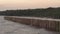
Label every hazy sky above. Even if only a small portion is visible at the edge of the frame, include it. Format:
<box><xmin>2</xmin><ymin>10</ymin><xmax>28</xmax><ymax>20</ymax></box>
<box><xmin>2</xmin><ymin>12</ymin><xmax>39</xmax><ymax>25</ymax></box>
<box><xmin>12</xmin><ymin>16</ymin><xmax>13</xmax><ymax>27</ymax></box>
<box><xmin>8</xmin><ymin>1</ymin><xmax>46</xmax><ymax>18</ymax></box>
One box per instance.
<box><xmin>0</xmin><ymin>0</ymin><xmax>60</xmax><ymax>10</ymax></box>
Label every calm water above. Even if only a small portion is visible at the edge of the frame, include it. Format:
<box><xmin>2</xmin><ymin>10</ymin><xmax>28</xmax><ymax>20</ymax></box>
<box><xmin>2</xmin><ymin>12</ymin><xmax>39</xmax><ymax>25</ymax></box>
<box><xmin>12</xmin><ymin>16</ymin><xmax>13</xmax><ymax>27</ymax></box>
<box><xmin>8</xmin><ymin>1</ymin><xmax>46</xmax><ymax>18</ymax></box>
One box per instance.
<box><xmin>0</xmin><ymin>16</ymin><xmax>60</xmax><ymax>34</ymax></box>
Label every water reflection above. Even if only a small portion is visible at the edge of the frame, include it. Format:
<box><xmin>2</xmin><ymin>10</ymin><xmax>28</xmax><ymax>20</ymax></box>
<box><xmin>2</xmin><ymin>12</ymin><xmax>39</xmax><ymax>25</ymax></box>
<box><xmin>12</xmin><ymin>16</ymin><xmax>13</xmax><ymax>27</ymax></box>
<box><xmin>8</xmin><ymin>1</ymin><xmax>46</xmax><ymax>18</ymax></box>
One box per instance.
<box><xmin>0</xmin><ymin>16</ymin><xmax>60</xmax><ymax>34</ymax></box>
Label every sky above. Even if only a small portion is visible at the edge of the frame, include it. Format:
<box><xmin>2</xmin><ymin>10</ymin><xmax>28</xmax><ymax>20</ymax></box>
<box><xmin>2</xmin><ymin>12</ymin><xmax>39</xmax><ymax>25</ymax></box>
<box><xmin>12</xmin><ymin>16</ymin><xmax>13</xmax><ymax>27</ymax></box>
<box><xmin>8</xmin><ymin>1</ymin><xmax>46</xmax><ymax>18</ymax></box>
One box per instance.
<box><xmin>0</xmin><ymin>0</ymin><xmax>60</xmax><ymax>10</ymax></box>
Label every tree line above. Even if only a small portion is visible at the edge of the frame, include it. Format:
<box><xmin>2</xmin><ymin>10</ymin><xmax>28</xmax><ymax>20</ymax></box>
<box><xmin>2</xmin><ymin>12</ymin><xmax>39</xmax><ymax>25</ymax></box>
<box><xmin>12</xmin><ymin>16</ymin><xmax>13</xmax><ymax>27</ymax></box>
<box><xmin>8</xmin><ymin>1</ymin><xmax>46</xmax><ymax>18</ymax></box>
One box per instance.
<box><xmin>0</xmin><ymin>7</ymin><xmax>60</xmax><ymax>19</ymax></box>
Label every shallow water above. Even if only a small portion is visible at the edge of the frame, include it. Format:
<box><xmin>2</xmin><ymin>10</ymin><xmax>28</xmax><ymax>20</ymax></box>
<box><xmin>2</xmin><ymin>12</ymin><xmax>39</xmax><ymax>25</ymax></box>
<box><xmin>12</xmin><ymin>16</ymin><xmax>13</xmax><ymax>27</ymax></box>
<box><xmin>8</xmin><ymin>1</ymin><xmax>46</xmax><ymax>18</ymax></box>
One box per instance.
<box><xmin>0</xmin><ymin>16</ymin><xmax>60</xmax><ymax>34</ymax></box>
